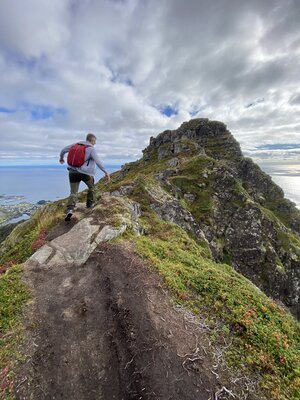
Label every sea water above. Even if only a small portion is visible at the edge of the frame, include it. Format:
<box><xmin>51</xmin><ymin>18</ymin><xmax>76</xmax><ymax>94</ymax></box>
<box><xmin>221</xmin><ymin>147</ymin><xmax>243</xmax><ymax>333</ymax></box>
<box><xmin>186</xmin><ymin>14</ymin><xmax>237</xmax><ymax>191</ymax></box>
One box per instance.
<box><xmin>0</xmin><ymin>165</ymin><xmax>121</xmax><ymax>205</ymax></box>
<box><xmin>257</xmin><ymin>162</ymin><xmax>300</xmax><ymax>210</ymax></box>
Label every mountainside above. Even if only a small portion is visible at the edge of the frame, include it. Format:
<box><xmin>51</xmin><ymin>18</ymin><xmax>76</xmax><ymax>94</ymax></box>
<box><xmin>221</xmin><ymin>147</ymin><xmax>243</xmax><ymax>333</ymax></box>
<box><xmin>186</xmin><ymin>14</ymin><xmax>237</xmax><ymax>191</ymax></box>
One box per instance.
<box><xmin>0</xmin><ymin>118</ymin><xmax>300</xmax><ymax>400</ymax></box>
<box><xmin>128</xmin><ymin>118</ymin><xmax>300</xmax><ymax>318</ymax></box>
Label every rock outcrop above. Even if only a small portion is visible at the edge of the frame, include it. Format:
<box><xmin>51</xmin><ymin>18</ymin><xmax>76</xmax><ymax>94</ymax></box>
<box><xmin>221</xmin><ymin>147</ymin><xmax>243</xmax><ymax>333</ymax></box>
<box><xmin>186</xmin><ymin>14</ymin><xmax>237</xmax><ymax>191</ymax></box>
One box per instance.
<box><xmin>143</xmin><ymin>118</ymin><xmax>242</xmax><ymax>162</ymax></box>
<box><xmin>26</xmin><ymin>197</ymin><xmax>141</xmax><ymax>269</ymax></box>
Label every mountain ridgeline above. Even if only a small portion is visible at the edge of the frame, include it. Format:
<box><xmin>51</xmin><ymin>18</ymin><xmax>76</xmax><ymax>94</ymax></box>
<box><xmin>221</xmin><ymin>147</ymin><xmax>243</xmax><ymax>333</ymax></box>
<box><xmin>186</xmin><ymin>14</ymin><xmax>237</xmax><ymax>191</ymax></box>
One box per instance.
<box><xmin>133</xmin><ymin>118</ymin><xmax>299</xmax><ymax>319</ymax></box>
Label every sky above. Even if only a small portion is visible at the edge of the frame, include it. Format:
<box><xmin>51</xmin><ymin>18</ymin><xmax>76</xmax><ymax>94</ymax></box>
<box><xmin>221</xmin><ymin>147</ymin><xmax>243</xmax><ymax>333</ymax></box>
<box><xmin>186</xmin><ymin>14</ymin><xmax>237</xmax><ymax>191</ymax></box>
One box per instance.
<box><xmin>0</xmin><ymin>0</ymin><xmax>300</xmax><ymax>167</ymax></box>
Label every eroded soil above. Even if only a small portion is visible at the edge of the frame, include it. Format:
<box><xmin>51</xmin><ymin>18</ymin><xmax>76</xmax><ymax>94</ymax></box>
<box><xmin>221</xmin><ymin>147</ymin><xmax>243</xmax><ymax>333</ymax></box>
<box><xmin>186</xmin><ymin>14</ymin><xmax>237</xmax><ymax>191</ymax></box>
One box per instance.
<box><xmin>15</xmin><ymin>241</ymin><xmax>221</xmax><ymax>400</ymax></box>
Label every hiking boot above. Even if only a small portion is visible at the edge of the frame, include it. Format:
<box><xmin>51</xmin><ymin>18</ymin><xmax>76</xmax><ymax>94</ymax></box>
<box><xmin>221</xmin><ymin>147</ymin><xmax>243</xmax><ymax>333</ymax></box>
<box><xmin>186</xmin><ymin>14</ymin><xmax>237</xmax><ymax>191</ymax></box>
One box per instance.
<box><xmin>86</xmin><ymin>203</ymin><xmax>94</xmax><ymax>209</ymax></box>
<box><xmin>65</xmin><ymin>208</ymin><xmax>74</xmax><ymax>221</ymax></box>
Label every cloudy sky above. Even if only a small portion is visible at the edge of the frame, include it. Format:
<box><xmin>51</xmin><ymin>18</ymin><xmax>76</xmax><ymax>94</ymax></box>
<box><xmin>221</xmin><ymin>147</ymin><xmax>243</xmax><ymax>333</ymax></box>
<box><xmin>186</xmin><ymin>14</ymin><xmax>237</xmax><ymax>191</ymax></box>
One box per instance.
<box><xmin>0</xmin><ymin>0</ymin><xmax>300</xmax><ymax>167</ymax></box>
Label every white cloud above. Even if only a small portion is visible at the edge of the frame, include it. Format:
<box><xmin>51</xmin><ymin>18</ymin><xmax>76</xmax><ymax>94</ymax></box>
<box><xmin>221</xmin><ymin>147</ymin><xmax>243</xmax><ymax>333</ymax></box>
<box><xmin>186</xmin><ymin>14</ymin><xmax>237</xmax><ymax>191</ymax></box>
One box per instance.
<box><xmin>0</xmin><ymin>0</ymin><xmax>70</xmax><ymax>58</ymax></box>
<box><xmin>0</xmin><ymin>0</ymin><xmax>300</xmax><ymax>165</ymax></box>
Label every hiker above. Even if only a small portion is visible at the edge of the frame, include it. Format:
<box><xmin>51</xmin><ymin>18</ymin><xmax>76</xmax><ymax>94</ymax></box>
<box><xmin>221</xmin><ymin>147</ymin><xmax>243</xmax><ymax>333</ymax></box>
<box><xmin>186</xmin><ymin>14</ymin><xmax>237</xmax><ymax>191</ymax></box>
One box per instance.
<box><xmin>59</xmin><ymin>133</ymin><xmax>110</xmax><ymax>220</ymax></box>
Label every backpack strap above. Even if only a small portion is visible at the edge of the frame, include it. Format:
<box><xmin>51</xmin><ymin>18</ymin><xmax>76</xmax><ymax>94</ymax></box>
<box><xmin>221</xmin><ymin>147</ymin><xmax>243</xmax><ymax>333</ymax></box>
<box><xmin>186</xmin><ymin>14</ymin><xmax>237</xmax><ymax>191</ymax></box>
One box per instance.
<box><xmin>84</xmin><ymin>144</ymin><xmax>92</xmax><ymax>166</ymax></box>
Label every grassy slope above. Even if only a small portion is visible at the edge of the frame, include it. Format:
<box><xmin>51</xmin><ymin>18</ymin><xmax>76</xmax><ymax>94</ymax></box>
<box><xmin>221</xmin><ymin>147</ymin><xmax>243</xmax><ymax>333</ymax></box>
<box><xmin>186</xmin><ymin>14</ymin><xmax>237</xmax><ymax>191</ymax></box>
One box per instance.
<box><xmin>0</xmin><ymin>265</ymin><xmax>31</xmax><ymax>399</ymax></box>
<box><xmin>133</xmin><ymin>214</ymin><xmax>300</xmax><ymax>400</ymax></box>
<box><xmin>0</xmin><ymin>201</ymin><xmax>65</xmax><ymax>267</ymax></box>
<box><xmin>0</xmin><ymin>201</ymin><xmax>65</xmax><ymax>398</ymax></box>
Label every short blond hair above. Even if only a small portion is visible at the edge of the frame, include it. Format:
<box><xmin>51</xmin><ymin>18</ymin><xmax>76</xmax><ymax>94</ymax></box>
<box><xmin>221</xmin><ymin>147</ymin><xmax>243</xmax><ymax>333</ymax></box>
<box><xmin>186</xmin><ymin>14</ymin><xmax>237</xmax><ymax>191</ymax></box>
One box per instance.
<box><xmin>86</xmin><ymin>133</ymin><xmax>97</xmax><ymax>142</ymax></box>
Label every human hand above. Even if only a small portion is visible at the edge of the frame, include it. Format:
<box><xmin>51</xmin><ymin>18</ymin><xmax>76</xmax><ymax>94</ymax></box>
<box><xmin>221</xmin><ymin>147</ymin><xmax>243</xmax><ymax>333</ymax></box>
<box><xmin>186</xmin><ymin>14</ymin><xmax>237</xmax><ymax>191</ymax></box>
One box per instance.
<box><xmin>59</xmin><ymin>159</ymin><xmax>65</xmax><ymax>164</ymax></box>
<box><xmin>105</xmin><ymin>172</ymin><xmax>111</xmax><ymax>182</ymax></box>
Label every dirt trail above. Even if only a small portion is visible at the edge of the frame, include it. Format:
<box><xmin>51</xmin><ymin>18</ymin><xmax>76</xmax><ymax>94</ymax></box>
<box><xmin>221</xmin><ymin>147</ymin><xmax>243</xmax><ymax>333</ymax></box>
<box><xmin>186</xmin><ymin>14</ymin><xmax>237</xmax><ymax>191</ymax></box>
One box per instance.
<box><xmin>14</xmin><ymin>237</ymin><xmax>223</xmax><ymax>400</ymax></box>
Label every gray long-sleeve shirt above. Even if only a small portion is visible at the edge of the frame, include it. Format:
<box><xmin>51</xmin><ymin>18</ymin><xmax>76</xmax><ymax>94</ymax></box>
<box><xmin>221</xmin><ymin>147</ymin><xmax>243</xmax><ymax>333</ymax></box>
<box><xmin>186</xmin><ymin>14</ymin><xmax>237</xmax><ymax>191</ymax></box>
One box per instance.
<box><xmin>60</xmin><ymin>141</ymin><xmax>107</xmax><ymax>177</ymax></box>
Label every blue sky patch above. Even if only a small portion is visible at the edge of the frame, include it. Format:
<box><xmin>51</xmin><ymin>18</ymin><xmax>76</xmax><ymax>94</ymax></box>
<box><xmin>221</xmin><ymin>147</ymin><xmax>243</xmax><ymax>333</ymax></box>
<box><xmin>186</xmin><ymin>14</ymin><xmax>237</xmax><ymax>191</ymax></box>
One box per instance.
<box><xmin>0</xmin><ymin>103</ymin><xmax>66</xmax><ymax>120</ymax></box>
<box><xmin>256</xmin><ymin>144</ymin><xmax>300</xmax><ymax>150</ymax></box>
<box><xmin>0</xmin><ymin>106</ymin><xmax>16</xmax><ymax>113</ymax></box>
<box><xmin>29</xmin><ymin>105</ymin><xmax>66</xmax><ymax>120</ymax></box>
<box><xmin>160</xmin><ymin>105</ymin><xmax>178</xmax><ymax>117</ymax></box>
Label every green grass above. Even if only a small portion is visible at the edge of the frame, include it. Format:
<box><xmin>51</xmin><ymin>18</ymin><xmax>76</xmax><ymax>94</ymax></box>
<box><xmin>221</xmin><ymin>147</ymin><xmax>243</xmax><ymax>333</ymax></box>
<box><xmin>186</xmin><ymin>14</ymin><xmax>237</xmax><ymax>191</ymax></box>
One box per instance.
<box><xmin>132</xmin><ymin>214</ymin><xmax>300</xmax><ymax>400</ymax></box>
<box><xmin>0</xmin><ymin>200</ymin><xmax>64</xmax><ymax>398</ymax></box>
<box><xmin>255</xmin><ymin>185</ymin><xmax>300</xmax><ymax>233</ymax></box>
<box><xmin>272</xmin><ymin>201</ymin><xmax>300</xmax><ymax>229</ymax></box>
<box><xmin>170</xmin><ymin>175</ymin><xmax>213</xmax><ymax>220</ymax></box>
<box><xmin>257</xmin><ymin>205</ymin><xmax>300</xmax><ymax>257</ymax></box>
<box><xmin>0</xmin><ymin>264</ymin><xmax>31</xmax><ymax>399</ymax></box>
<box><xmin>0</xmin><ymin>201</ymin><xmax>65</xmax><ymax>267</ymax></box>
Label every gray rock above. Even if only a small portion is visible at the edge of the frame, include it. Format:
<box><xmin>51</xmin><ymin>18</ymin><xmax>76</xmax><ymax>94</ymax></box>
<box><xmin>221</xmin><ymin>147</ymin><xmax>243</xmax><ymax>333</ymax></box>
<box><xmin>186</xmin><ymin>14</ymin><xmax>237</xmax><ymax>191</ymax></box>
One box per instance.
<box><xmin>184</xmin><ymin>193</ymin><xmax>196</xmax><ymax>203</ymax></box>
<box><xmin>27</xmin><ymin>244</ymin><xmax>54</xmax><ymax>265</ymax></box>
<box><xmin>167</xmin><ymin>158</ymin><xmax>179</xmax><ymax>168</ymax></box>
<box><xmin>95</xmin><ymin>224</ymin><xmax>127</xmax><ymax>243</ymax></box>
<box><xmin>174</xmin><ymin>140</ymin><xmax>198</xmax><ymax>154</ymax></box>
<box><xmin>111</xmin><ymin>185</ymin><xmax>134</xmax><ymax>197</ymax></box>
<box><xmin>119</xmin><ymin>164</ymin><xmax>131</xmax><ymax>178</ymax></box>
<box><xmin>120</xmin><ymin>185</ymin><xmax>134</xmax><ymax>196</ymax></box>
<box><xmin>158</xmin><ymin>145</ymin><xmax>173</xmax><ymax>160</ymax></box>
<box><xmin>145</xmin><ymin>182</ymin><xmax>207</xmax><ymax>244</ymax></box>
<box><xmin>155</xmin><ymin>169</ymin><xmax>178</xmax><ymax>181</ymax></box>
<box><xmin>25</xmin><ymin>197</ymin><xmax>143</xmax><ymax>268</ymax></box>
<box><xmin>111</xmin><ymin>190</ymin><xmax>121</xmax><ymax>197</ymax></box>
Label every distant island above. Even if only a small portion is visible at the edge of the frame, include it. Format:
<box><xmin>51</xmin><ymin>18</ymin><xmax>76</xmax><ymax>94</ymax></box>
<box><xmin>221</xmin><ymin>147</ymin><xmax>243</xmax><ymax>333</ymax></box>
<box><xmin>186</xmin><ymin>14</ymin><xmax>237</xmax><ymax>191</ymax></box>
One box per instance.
<box><xmin>0</xmin><ymin>195</ymin><xmax>50</xmax><ymax>226</ymax></box>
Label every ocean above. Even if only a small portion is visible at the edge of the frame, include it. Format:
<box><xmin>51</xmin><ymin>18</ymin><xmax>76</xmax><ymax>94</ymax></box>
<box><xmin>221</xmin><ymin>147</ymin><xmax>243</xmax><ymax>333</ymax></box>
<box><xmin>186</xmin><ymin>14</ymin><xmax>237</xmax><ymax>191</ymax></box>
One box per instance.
<box><xmin>268</xmin><ymin>175</ymin><xmax>300</xmax><ymax>209</ymax></box>
<box><xmin>0</xmin><ymin>163</ymin><xmax>299</xmax><ymax>210</ymax></box>
<box><xmin>257</xmin><ymin>162</ymin><xmax>300</xmax><ymax>210</ymax></box>
<box><xmin>0</xmin><ymin>165</ymin><xmax>121</xmax><ymax>205</ymax></box>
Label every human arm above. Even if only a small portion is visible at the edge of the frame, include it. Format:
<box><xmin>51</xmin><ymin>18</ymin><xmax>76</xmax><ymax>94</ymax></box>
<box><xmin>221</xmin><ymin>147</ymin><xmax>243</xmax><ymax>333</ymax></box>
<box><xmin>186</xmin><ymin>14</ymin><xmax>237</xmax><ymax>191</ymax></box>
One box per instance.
<box><xmin>104</xmin><ymin>172</ymin><xmax>111</xmax><ymax>182</ymax></box>
<box><xmin>90</xmin><ymin>148</ymin><xmax>110</xmax><ymax>182</ymax></box>
<box><xmin>59</xmin><ymin>144</ymin><xmax>72</xmax><ymax>164</ymax></box>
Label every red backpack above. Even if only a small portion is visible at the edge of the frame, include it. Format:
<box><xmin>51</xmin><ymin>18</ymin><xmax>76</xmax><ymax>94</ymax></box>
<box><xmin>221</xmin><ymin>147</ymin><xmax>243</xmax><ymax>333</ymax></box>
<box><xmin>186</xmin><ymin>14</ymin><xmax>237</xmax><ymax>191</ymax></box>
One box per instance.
<box><xmin>67</xmin><ymin>143</ymin><xmax>91</xmax><ymax>167</ymax></box>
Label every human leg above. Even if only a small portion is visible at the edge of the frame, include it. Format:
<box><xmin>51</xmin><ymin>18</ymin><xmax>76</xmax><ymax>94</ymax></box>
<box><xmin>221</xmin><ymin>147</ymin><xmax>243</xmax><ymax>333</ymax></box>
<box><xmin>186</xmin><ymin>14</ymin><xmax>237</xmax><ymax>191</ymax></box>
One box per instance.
<box><xmin>67</xmin><ymin>171</ymin><xmax>81</xmax><ymax>209</ymax></box>
<box><xmin>82</xmin><ymin>175</ymin><xmax>95</xmax><ymax>207</ymax></box>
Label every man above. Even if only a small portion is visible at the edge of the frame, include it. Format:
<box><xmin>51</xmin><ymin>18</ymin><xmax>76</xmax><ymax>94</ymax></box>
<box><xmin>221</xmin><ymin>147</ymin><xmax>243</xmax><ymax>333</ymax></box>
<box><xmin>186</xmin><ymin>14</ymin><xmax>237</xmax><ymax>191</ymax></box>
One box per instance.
<box><xmin>59</xmin><ymin>133</ymin><xmax>110</xmax><ymax>221</ymax></box>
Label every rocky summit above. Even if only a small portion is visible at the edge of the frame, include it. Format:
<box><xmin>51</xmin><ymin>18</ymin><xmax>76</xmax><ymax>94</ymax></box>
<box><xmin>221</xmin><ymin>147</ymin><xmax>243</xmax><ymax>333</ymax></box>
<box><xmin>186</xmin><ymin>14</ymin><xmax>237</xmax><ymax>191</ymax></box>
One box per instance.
<box><xmin>1</xmin><ymin>118</ymin><xmax>300</xmax><ymax>400</ymax></box>
<box><xmin>143</xmin><ymin>118</ymin><xmax>243</xmax><ymax>162</ymax></box>
<box><xmin>131</xmin><ymin>118</ymin><xmax>300</xmax><ymax>318</ymax></box>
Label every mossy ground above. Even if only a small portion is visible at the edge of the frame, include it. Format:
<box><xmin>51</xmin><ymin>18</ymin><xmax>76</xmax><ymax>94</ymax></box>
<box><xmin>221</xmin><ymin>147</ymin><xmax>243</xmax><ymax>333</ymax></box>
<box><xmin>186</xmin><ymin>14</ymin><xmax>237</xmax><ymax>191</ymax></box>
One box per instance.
<box><xmin>265</xmin><ymin>197</ymin><xmax>300</xmax><ymax>231</ymax></box>
<box><xmin>132</xmin><ymin>212</ymin><xmax>300</xmax><ymax>400</ymax></box>
<box><xmin>0</xmin><ymin>200</ymin><xmax>65</xmax><ymax>267</ymax></box>
<box><xmin>0</xmin><ymin>201</ymin><xmax>65</xmax><ymax>399</ymax></box>
<box><xmin>258</xmin><ymin>205</ymin><xmax>300</xmax><ymax>256</ymax></box>
<box><xmin>0</xmin><ymin>264</ymin><xmax>31</xmax><ymax>399</ymax></box>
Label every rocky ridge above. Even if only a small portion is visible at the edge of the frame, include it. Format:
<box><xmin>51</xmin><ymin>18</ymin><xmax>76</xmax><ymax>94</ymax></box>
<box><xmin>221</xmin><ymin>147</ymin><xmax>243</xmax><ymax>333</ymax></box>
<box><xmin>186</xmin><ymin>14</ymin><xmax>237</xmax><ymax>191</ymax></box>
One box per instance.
<box><xmin>117</xmin><ymin>118</ymin><xmax>300</xmax><ymax>319</ymax></box>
